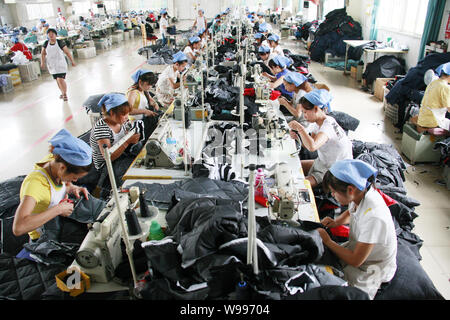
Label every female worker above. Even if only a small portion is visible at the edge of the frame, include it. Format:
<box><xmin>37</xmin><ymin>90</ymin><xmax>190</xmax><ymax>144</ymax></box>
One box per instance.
<box><xmin>8</xmin><ymin>36</ymin><xmax>32</xmax><ymax>60</ymax></box>
<box><xmin>183</xmin><ymin>36</ymin><xmax>201</xmax><ymax>65</ymax></box>
<box><xmin>415</xmin><ymin>62</ymin><xmax>450</xmax><ymax>133</ymax></box>
<box><xmin>193</xmin><ymin>9</ymin><xmax>207</xmax><ymax>33</ymax></box>
<box><xmin>264</xmin><ymin>55</ymin><xmax>293</xmax><ymax>99</ymax></box>
<box><xmin>258</xmin><ymin>45</ymin><xmax>275</xmax><ymax>72</ymax></box>
<box><xmin>90</xmin><ymin>93</ymin><xmax>140</xmax><ymax>172</ymax></box>
<box><xmin>13</xmin><ymin>128</ymin><xmax>92</xmax><ymax>242</ymax></box>
<box><xmin>254</xmin><ymin>33</ymin><xmax>270</xmax><ymax>49</ymax></box>
<box><xmin>267</xmin><ymin>34</ymin><xmax>284</xmax><ymax>56</ymax></box>
<box><xmin>40</xmin><ymin>28</ymin><xmax>76</xmax><ymax>101</ymax></box>
<box><xmin>288</xmin><ymin>89</ymin><xmax>353</xmax><ymax>187</ymax></box>
<box><xmin>127</xmin><ymin>69</ymin><xmax>160</xmax><ymax>138</ymax></box>
<box><xmin>155</xmin><ymin>51</ymin><xmax>188</xmax><ymax>109</ymax></box>
<box><xmin>159</xmin><ymin>9</ymin><xmax>169</xmax><ymax>46</ymax></box>
<box><xmin>319</xmin><ymin>159</ymin><xmax>397</xmax><ymax>300</ymax></box>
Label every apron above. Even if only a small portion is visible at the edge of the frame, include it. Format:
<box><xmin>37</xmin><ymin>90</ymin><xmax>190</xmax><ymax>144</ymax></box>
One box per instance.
<box><xmin>196</xmin><ymin>16</ymin><xmax>206</xmax><ymax>31</ymax></box>
<box><xmin>45</xmin><ymin>41</ymin><xmax>68</xmax><ymax>75</ymax></box>
<box><xmin>16</xmin><ymin>168</ymin><xmax>66</xmax><ymax>260</ymax></box>
<box><xmin>425</xmin><ymin>106</ymin><xmax>450</xmax><ymax>130</ymax></box>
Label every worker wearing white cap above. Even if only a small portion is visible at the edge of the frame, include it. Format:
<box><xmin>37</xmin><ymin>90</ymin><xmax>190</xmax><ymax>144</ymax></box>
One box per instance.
<box><xmin>155</xmin><ymin>51</ymin><xmax>188</xmax><ymax>108</ymax></box>
<box><xmin>319</xmin><ymin>159</ymin><xmax>397</xmax><ymax>300</ymax></box>
<box><xmin>13</xmin><ymin>129</ymin><xmax>92</xmax><ymax>242</ymax></box>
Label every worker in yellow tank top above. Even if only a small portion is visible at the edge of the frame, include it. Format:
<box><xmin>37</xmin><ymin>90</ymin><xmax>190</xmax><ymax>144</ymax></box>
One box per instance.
<box><xmin>416</xmin><ymin>62</ymin><xmax>450</xmax><ymax>132</ymax></box>
<box><xmin>14</xmin><ymin>129</ymin><xmax>92</xmax><ymax>247</ymax></box>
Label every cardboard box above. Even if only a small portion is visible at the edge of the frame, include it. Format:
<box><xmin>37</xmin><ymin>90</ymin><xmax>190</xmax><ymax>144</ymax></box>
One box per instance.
<box><xmin>350</xmin><ymin>66</ymin><xmax>357</xmax><ymax>79</ymax></box>
<box><xmin>374</xmin><ymin>78</ymin><xmax>394</xmax><ymax>101</ymax></box>
<box><xmin>18</xmin><ymin>63</ymin><xmax>38</xmax><ymax>82</ymax></box>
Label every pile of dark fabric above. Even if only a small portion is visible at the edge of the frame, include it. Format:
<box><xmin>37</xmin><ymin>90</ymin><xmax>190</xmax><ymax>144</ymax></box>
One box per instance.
<box><xmin>146</xmin><ymin>46</ymin><xmax>177</xmax><ymax>65</ymax></box>
<box><xmin>385</xmin><ymin>52</ymin><xmax>450</xmax><ymax>129</ymax></box>
<box><xmin>309</xmin><ymin>8</ymin><xmax>362</xmax><ymax>62</ymax></box>
<box><xmin>128</xmin><ymin>178</ymin><xmax>368</xmax><ymax>300</ymax></box>
<box><xmin>362</xmin><ymin>55</ymin><xmax>406</xmax><ymax>88</ymax></box>
<box><xmin>295</xmin><ymin>20</ymin><xmax>320</xmax><ymax>41</ymax></box>
<box><xmin>434</xmin><ymin>137</ymin><xmax>450</xmax><ymax>166</ymax></box>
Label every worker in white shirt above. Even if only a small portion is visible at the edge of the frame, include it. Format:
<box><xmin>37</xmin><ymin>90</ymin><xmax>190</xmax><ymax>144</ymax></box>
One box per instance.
<box><xmin>193</xmin><ymin>9</ymin><xmax>207</xmax><ymax>33</ymax></box>
<box><xmin>268</xmin><ymin>34</ymin><xmax>284</xmax><ymax>56</ymax></box>
<box><xmin>155</xmin><ymin>51</ymin><xmax>188</xmax><ymax>109</ymax></box>
<box><xmin>159</xmin><ymin>8</ymin><xmax>169</xmax><ymax>46</ymax></box>
<box><xmin>183</xmin><ymin>36</ymin><xmax>201</xmax><ymax>65</ymax></box>
<box><xmin>319</xmin><ymin>159</ymin><xmax>397</xmax><ymax>300</ymax></box>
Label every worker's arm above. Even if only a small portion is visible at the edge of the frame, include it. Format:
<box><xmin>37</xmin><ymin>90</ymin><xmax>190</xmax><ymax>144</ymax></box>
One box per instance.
<box><xmin>62</xmin><ymin>45</ymin><xmax>76</xmax><ymax>66</ymax></box>
<box><xmin>289</xmin><ymin>121</ymin><xmax>328</xmax><ymax>152</ymax></box>
<box><xmin>321</xmin><ymin>210</ymin><xmax>351</xmax><ymax>228</ymax></box>
<box><xmin>96</xmin><ymin>133</ymin><xmax>140</xmax><ymax>162</ymax></box>
<box><xmin>270</xmin><ymin>76</ymin><xmax>284</xmax><ymax>89</ymax></box>
<box><xmin>12</xmin><ymin>196</ymin><xmax>73</xmax><ymax>236</ymax></box>
<box><xmin>279</xmin><ymin>97</ymin><xmax>301</xmax><ymax>118</ymax></box>
<box><xmin>144</xmin><ymin>91</ymin><xmax>159</xmax><ymax>111</ymax></box>
<box><xmin>318</xmin><ymin>229</ymin><xmax>374</xmax><ymax>268</ymax></box>
<box><xmin>40</xmin><ymin>47</ymin><xmax>47</xmax><ymax>69</ymax></box>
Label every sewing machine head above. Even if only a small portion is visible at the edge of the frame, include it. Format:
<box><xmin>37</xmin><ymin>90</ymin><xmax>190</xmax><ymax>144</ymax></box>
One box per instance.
<box><xmin>144</xmin><ymin>118</ymin><xmax>178</xmax><ymax>168</ymax></box>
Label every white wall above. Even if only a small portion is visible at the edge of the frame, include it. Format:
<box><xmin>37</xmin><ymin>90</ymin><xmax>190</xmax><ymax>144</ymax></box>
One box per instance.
<box><xmin>0</xmin><ymin>0</ymin><xmax>13</xmax><ymax>26</ymax></box>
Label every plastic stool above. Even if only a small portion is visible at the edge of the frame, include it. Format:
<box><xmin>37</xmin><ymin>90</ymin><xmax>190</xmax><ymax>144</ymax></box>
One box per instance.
<box><xmin>401</xmin><ymin>123</ymin><xmax>442</xmax><ymax>164</ymax></box>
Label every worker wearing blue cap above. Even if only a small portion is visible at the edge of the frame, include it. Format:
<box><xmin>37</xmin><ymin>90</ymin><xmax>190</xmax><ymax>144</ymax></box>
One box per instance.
<box><xmin>159</xmin><ymin>9</ymin><xmax>169</xmax><ymax>46</ymax></box>
<box><xmin>193</xmin><ymin>8</ymin><xmax>207</xmax><ymax>33</ymax></box>
<box><xmin>183</xmin><ymin>36</ymin><xmax>201</xmax><ymax>65</ymax></box>
<box><xmin>254</xmin><ymin>33</ymin><xmax>270</xmax><ymax>49</ymax></box>
<box><xmin>415</xmin><ymin>62</ymin><xmax>450</xmax><ymax>132</ymax></box>
<box><xmin>258</xmin><ymin>45</ymin><xmax>275</xmax><ymax>69</ymax></box>
<box><xmin>13</xmin><ymin>129</ymin><xmax>92</xmax><ymax>242</ymax></box>
<box><xmin>90</xmin><ymin>93</ymin><xmax>140</xmax><ymax>173</ymax></box>
<box><xmin>268</xmin><ymin>34</ymin><xmax>284</xmax><ymax>56</ymax></box>
<box><xmin>263</xmin><ymin>55</ymin><xmax>294</xmax><ymax>99</ymax></box>
<box><xmin>127</xmin><ymin>69</ymin><xmax>159</xmax><ymax>138</ymax></box>
<box><xmin>155</xmin><ymin>51</ymin><xmax>188</xmax><ymax>108</ymax></box>
<box><xmin>288</xmin><ymin>89</ymin><xmax>353</xmax><ymax>187</ymax></box>
<box><xmin>319</xmin><ymin>159</ymin><xmax>398</xmax><ymax>299</ymax></box>
<box><xmin>278</xmin><ymin>72</ymin><xmax>310</xmax><ymax>121</ymax></box>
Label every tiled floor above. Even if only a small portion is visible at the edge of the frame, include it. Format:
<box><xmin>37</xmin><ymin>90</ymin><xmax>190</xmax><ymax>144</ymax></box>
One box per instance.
<box><xmin>0</xmin><ymin>21</ymin><xmax>448</xmax><ymax>299</ymax></box>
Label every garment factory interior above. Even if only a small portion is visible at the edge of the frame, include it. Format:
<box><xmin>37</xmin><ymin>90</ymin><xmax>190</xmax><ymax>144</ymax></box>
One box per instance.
<box><xmin>0</xmin><ymin>0</ymin><xmax>449</xmax><ymax>303</ymax></box>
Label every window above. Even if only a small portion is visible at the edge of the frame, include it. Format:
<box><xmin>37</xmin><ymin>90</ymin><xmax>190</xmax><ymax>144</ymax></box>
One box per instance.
<box><xmin>72</xmin><ymin>1</ymin><xmax>92</xmax><ymax>15</ymax></box>
<box><xmin>26</xmin><ymin>2</ymin><xmax>54</xmax><ymax>20</ymax></box>
<box><xmin>377</xmin><ymin>0</ymin><xmax>429</xmax><ymax>36</ymax></box>
<box><xmin>103</xmin><ymin>1</ymin><xmax>120</xmax><ymax>12</ymax></box>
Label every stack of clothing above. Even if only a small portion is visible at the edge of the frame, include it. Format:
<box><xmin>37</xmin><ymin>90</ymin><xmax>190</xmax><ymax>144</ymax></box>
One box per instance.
<box><xmin>309</xmin><ymin>8</ymin><xmax>362</xmax><ymax>62</ymax></box>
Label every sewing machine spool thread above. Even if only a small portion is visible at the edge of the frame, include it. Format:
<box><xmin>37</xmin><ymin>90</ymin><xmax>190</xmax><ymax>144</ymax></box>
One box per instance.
<box><xmin>125</xmin><ymin>208</ymin><xmax>142</xmax><ymax>236</ymax></box>
<box><xmin>139</xmin><ymin>191</ymin><xmax>150</xmax><ymax>217</ymax></box>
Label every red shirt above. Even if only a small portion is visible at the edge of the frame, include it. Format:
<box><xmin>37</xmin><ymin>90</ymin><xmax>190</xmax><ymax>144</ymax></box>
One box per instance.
<box><xmin>10</xmin><ymin>42</ymin><xmax>32</xmax><ymax>60</ymax></box>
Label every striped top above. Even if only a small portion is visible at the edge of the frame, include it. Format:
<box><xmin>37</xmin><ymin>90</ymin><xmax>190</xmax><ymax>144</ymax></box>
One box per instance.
<box><xmin>90</xmin><ymin>118</ymin><xmax>130</xmax><ymax>169</ymax></box>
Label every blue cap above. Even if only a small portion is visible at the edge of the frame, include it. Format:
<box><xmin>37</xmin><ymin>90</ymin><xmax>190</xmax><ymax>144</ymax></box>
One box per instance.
<box><xmin>329</xmin><ymin>159</ymin><xmax>378</xmax><ymax>191</ymax></box>
<box><xmin>131</xmin><ymin>69</ymin><xmax>152</xmax><ymax>83</ymax></box>
<box><xmin>259</xmin><ymin>23</ymin><xmax>268</xmax><ymax>32</ymax></box>
<box><xmin>436</xmin><ymin>62</ymin><xmax>450</xmax><ymax>76</ymax></box>
<box><xmin>160</xmin><ymin>9</ymin><xmax>167</xmax><ymax>14</ymax></box>
<box><xmin>254</xmin><ymin>33</ymin><xmax>263</xmax><ymax>39</ymax></box>
<box><xmin>303</xmin><ymin>89</ymin><xmax>332</xmax><ymax>110</ymax></box>
<box><xmin>43</xmin><ymin>23</ymin><xmax>49</xmax><ymax>27</ymax></box>
<box><xmin>268</xmin><ymin>34</ymin><xmax>280</xmax><ymax>42</ymax></box>
<box><xmin>11</xmin><ymin>36</ymin><xmax>18</xmax><ymax>43</ymax></box>
<box><xmin>32</xmin><ymin>27</ymin><xmax>37</xmax><ymax>32</ymax></box>
<box><xmin>40</xmin><ymin>19</ymin><xmax>46</xmax><ymax>23</ymax></box>
<box><xmin>258</xmin><ymin>45</ymin><xmax>271</xmax><ymax>53</ymax></box>
<box><xmin>284</xmin><ymin>72</ymin><xmax>308</xmax><ymax>86</ymax></box>
<box><xmin>272</xmin><ymin>55</ymin><xmax>290</xmax><ymax>68</ymax></box>
<box><xmin>197</xmin><ymin>28</ymin><xmax>205</xmax><ymax>36</ymax></box>
<box><xmin>172</xmin><ymin>51</ymin><xmax>187</xmax><ymax>63</ymax></box>
<box><xmin>189</xmin><ymin>36</ymin><xmax>201</xmax><ymax>43</ymax></box>
<box><xmin>98</xmin><ymin>93</ymin><xmax>128</xmax><ymax>112</ymax></box>
<box><xmin>257</xmin><ymin>12</ymin><xmax>264</xmax><ymax>16</ymax></box>
<box><xmin>198</xmin><ymin>9</ymin><xmax>204</xmax><ymax>14</ymax></box>
<box><xmin>50</xmin><ymin>129</ymin><xmax>92</xmax><ymax>166</ymax></box>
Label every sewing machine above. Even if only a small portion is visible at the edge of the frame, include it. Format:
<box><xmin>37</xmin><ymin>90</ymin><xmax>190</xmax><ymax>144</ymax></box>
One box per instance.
<box><xmin>69</xmin><ymin>191</ymin><xmax>150</xmax><ymax>284</ymax></box>
<box><xmin>144</xmin><ymin>117</ymin><xmax>179</xmax><ymax>168</ymax></box>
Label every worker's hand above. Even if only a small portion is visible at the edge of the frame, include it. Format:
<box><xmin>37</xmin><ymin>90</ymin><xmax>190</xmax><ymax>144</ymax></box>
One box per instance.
<box><xmin>72</xmin><ymin>186</ymin><xmax>89</xmax><ymax>200</ymax></box>
<box><xmin>71</xmin><ymin>61</ymin><xmax>76</xmax><ymax>67</ymax></box>
<box><xmin>279</xmin><ymin>96</ymin><xmax>288</xmax><ymax>106</ymax></box>
<box><xmin>262</xmin><ymin>72</ymin><xmax>270</xmax><ymax>78</ymax></box>
<box><xmin>127</xmin><ymin>133</ymin><xmax>141</xmax><ymax>145</ymax></box>
<box><xmin>321</xmin><ymin>217</ymin><xmax>338</xmax><ymax>229</ymax></box>
<box><xmin>145</xmin><ymin>109</ymin><xmax>157</xmax><ymax>117</ymax></box>
<box><xmin>57</xmin><ymin>200</ymin><xmax>74</xmax><ymax>217</ymax></box>
<box><xmin>317</xmin><ymin>228</ymin><xmax>332</xmax><ymax>246</ymax></box>
<box><xmin>288</xmin><ymin>120</ymin><xmax>303</xmax><ymax>133</ymax></box>
<box><xmin>40</xmin><ymin>62</ymin><xmax>45</xmax><ymax>70</ymax></box>
<box><xmin>289</xmin><ymin>129</ymin><xmax>299</xmax><ymax>140</ymax></box>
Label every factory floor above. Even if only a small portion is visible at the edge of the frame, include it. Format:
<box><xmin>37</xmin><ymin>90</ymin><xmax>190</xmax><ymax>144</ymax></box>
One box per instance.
<box><xmin>0</xmin><ymin>21</ymin><xmax>448</xmax><ymax>299</ymax></box>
